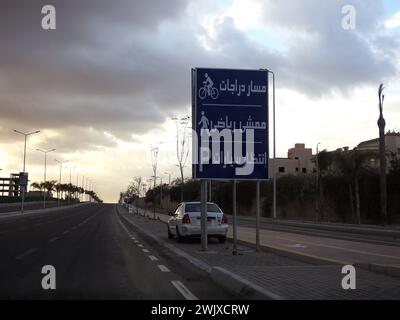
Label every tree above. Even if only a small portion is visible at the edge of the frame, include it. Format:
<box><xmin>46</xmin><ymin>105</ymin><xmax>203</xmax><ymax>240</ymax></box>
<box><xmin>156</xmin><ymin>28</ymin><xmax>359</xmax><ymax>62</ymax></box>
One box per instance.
<box><xmin>173</xmin><ymin>116</ymin><xmax>190</xmax><ymax>202</ymax></box>
<box><xmin>377</xmin><ymin>84</ymin><xmax>387</xmax><ymax>225</ymax></box>
<box><xmin>334</xmin><ymin>148</ymin><xmax>378</xmax><ymax>224</ymax></box>
<box><xmin>43</xmin><ymin>180</ymin><xmax>56</xmax><ymax>196</ymax></box>
<box><xmin>30</xmin><ymin>182</ymin><xmax>42</xmax><ymax>192</ymax></box>
<box><xmin>315</xmin><ymin>149</ymin><xmax>333</xmax><ymax>221</ymax></box>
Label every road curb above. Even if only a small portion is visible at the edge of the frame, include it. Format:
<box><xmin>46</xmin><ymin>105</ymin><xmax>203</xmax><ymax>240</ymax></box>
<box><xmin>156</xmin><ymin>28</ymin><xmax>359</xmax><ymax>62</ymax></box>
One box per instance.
<box><xmin>0</xmin><ymin>202</ymin><xmax>93</xmax><ymax>219</ymax></box>
<box><xmin>116</xmin><ymin>205</ymin><xmax>280</xmax><ymax>300</ymax></box>
<box><xmin>210</xmin><ymin>266</ymin><xmax>283</xmax><ymax>300</ymax></box>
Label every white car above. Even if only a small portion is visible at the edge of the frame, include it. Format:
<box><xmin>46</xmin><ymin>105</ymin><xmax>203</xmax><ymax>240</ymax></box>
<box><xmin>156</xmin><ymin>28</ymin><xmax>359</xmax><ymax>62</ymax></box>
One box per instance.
<box><xmin>167</xmin><ymin>202</ymin><xmax>228</xmax><ymax>243</ymax></box>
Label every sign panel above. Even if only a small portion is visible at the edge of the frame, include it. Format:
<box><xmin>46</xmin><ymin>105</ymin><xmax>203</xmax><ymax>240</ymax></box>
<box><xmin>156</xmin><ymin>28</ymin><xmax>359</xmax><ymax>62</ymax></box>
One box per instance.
<box><xmin>192</xmin><ymin>68</ymin><xmax>269</xmax><ymax>180</ymax></box>
<box><xmin>19</xmin><ymin>172</ymin><xmax>28</xmax><ymax>187</ymax></box>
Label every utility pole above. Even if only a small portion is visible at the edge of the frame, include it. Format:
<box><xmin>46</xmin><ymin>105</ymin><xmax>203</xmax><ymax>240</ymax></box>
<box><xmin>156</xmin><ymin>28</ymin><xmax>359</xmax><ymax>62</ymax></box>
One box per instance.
<box><xmin>13</xmin><ymin>129</ymin><xmax>40</xmax><ymax>213</ymax></box>
<box><xmin>36</xmin><ymin>148</ymin><xmax>56</xmax><ymax>209</ymax></box>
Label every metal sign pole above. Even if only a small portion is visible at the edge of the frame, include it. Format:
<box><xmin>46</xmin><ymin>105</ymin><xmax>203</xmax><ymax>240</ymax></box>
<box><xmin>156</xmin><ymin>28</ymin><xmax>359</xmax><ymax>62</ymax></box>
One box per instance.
<box><xmin>256</xmin><ymin>180</ymin><xmax>260</xmax><ymax>251</ymax></box>
<box><xmin>232</xmin><ymin>180</ymin><xmax>237</xmax><ymax>255</ymax></box>
<box><xmin>271</xmin><ymin>71</ymin><xmax>277</xmax><ymax>219</ymax></box>
<box><xmin>201</xmin><ymin>180</ymin><xmax>208</xmax><ymax>251</ymax></box>
<box><xmin>208</xmin><ymin>180</ymin><xmax>212</xmax><ymax>201</ymax></box>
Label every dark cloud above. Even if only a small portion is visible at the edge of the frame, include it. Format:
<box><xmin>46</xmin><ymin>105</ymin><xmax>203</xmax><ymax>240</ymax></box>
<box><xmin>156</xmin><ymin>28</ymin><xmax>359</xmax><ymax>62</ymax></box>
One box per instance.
<box><xmin>258</xmin><ymin>0</ymin><xmax>399</xmax><ymax>96</ymax></box>
<box><xmin>0</xmin><ymin>0</ymin><xmax>398</xmax><ymax>154</ymax></box>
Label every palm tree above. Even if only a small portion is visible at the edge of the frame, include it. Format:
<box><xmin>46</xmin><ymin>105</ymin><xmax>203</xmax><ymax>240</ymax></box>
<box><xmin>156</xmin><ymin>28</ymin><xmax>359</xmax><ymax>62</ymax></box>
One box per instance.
<box><xmin>30</xmin><ymin>182</ymin><xmax>42</xmax><ymax>192</ymax></box>
<box><xmin>54</xmin><ymin>183</ymin><xmax>62</xmax><ymax>201</ymax></box>
<box><xmin>377</xmin><ymin>83</ymin><xmax>387</xmax><ymax>225</ymax></box>
<box><xmin>43</xmin><ymin>180</ymin><xmax>57</xmax><ymax>197</ymax></box>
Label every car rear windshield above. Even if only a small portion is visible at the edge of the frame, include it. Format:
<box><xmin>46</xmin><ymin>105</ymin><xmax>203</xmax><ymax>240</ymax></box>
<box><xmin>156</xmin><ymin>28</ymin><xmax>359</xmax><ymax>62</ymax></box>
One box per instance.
<box><xmin>185</xmin><ymin>203</ymin><xmax>222</xmax><ymax>213</ymax></box>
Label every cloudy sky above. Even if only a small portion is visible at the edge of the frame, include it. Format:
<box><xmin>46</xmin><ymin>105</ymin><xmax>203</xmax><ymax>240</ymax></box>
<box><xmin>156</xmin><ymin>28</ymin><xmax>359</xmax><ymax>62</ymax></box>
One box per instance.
<box><xmin>1</xmin><ymin>0</ymin><xmax>400</xmax><ymax>202</ymax></box>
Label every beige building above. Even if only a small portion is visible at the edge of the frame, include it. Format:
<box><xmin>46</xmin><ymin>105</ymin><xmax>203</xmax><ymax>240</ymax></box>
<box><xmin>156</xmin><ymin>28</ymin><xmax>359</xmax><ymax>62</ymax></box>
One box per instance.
<box><xmin>357</xmin><ymin>131</ymin><xmax>400</xmax><ymax>154</ymax></box>
<box><xmin>356</xmin><ymin>131</ymin><xmax>400</xmax><ymax>172</ymax></box>
<box><xmin>269</xmin><ymin>143</ymin><xmax>316</xmax><ymax>177</ymax></box>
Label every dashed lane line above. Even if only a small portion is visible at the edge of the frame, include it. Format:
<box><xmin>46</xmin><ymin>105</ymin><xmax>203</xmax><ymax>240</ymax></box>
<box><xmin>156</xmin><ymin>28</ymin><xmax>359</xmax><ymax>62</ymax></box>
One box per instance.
<box><xmin>142</xmin><ymin>249</ymin><xmax>150</xmax><ymax>253</ymax></box>
<box><xmin>157</xmin><ymin>265</ymin><xmax>170</xmax><ymax>272</ymax></box>
<box><xmin>171</xmin><ymin>280</ymin><xmax>198</xmax><ymax>300</ymax></box>
<box><xmin>15</xmin><ymin>248</ymin><xmax>38</xmax><ymax>260</ymax></box>
<box><xmin>48</xmin><ymin>237</ymin><xmax>59</xmax><ymax>243</ymax></box>
<box><xmin>149</xmin><ymin>255</ymin><xmax>158</xmax><ymax>261</ymax></box>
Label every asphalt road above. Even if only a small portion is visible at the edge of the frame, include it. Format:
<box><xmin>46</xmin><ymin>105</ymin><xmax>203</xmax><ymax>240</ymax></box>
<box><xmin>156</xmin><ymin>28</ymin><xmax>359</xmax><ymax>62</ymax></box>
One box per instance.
<box><xmin>0</xmin><ymin>203</ymin><xmax>235</xmax><ymax>299</ymax></box>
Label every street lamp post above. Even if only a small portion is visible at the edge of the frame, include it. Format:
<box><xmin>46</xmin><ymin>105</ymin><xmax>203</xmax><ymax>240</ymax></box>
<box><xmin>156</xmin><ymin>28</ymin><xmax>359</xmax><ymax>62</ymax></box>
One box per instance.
<box><xmin>81</xmin><ymin>174</ymin><xmax>85</xmax><ymax>202</ymax></box>
<box><xmin>13</xmin><ymin>129</ymin><xmax>40</xmax><ymax>213</ymax></box>
<box><xmin>263</xmin><ymin>70</ymin><xmax>276</xmax><ymax>219</ymax></box>
<box><xmin>54</xmin><ymin>159</ymin><xmax>69</xmax><ymax>206</ymax></box>
<box><xmin>74</xmin><ymin>166</ymin><xmax>78</xmax><ymax>202</ymax></box>
<box><xmin>315</xmin><ymin>142</ymin><xmax>321</xmax><ymax>222</ymax></box>
<box><xmin>37</xmin><ymin>148</ymin><xmax>56</xmax><ymax>209</ymax></box>
<box><xmin>67</xmin><ymin>165</ymin><xmax>72</xmax><ymax>204</ymax></box>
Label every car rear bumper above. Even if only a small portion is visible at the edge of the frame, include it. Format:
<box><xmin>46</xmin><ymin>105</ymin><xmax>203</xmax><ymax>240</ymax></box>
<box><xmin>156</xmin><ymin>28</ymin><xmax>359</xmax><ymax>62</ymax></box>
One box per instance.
<box><xmin>179</xmin><ymin>224</ymin><xmax>228</xmax><ymax>237</ymax></box>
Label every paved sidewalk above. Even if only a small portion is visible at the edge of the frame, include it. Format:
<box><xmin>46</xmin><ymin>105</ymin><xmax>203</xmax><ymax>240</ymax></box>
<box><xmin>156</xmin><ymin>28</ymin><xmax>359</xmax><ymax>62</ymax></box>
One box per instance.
<box><xmin>119</xmin><ymin>206</ymin><xmax>400</xmax><ymax>300</ymax></box>
<box><xmin>135</xmin><ymin>206</ymin><xmax>400</xmax><ymax>266</ymax></box>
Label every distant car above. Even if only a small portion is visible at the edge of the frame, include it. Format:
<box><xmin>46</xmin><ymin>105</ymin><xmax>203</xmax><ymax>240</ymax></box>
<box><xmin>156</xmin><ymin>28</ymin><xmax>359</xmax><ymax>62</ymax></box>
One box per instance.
<box><xmin>167</xmin><ymin>202</ymin><xmax>228</xmax><ymax>243</ymax></box>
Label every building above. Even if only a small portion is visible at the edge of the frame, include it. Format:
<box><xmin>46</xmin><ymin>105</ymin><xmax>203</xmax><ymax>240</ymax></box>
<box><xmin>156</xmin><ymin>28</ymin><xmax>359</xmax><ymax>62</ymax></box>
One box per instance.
<box><xmin>357</xmin><ymin>131</ymin><xmax>400</xmax><ymax>154</ymax></box>
<box><xmin>356</xmin><ymin>131</ymin><xmax>400</xmax><ymax>172</ymax></box>
<box><xmin>269</xmin><ymin>143</ymin><xmax>316</xmax><ymax>177</ymax></box>
<box><xmin>0</xmin><ymin>173</ymin><xmax>21</xmax><ymax>197</ymax></box>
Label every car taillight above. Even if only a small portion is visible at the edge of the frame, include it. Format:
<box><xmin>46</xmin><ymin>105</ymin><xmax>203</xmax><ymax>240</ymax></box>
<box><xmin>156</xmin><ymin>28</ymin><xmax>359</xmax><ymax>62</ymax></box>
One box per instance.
<box><xmin>182</xmin><ymin>214</ymin><xmax>191</xmax><ymax>224</ymax></box>
<box><xmin>222</xmin><ymin>215</ymin><xmax>228</xmax><ymax>224</ymax></box>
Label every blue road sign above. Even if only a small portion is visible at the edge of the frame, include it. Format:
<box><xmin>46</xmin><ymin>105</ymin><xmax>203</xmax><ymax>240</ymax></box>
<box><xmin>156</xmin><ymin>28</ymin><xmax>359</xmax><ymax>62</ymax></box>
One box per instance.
<box><xmin>192</xmin><ymin>68</ymin><xmax>269</xmax><ymax>180</ymax></box>
<box><xmin>19</xmin><ymin>172</ymin><xmax>28</xmax><ymax>187</ymax></box>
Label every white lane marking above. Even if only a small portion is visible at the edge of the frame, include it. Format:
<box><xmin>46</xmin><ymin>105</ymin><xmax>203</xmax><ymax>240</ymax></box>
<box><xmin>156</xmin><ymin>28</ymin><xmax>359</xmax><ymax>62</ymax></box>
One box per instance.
<box><xmin>149</xmin><ymin>255</ymin><xmax>158</xmax><ymax>261</ymax></box>
<box><xmin>63</xmin><ymin>230</ymin><xmax>70</xmax><ymax>235</ymax></box>
<box><xmin>134</xmin><ymin>240</ymin><xmax>139</xmax><ymax>243</ymax></box>
<box><xmin>142</xmin><ymin>249</ymin><xmax>149</xmax><ymax>253</ymax></box>
<box><xmin>15</xmin><ymin>248</ymin><xmax>38</xmax><ymax>260</ymax></box>
<box><xmin>72</xmin><ymin>226</ymin><xmax>77</xmax><ymax>230</ymax></box>
<box><xmin>137</xmin><ymin>244</ymin><xmax>144</xmax><ymax>248</ymax></box>
<box><xmin>157</xmin><ymin>265</ymin><xmax>170</xmax><ymax>272</ymax></box>
<box><xmin>130</xmin><ymin>237</ymin><xmax>136</xmax><ymax>240</ymax></box>
<box><xmin>171</xmin><ymin>281</ymin><xmax>198</xmax><ymax>300</ymax></box>
<box><xmin>48</xmin><ymin>237</ymin><xmax>59</xmax><ymax>243</ymax></box>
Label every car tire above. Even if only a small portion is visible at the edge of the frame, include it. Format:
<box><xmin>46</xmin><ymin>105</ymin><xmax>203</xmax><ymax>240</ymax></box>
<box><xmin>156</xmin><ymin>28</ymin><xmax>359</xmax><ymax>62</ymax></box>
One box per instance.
<box><xmin>167</xmin><ymin>226</ymin><xmax>174</xmax><ymax>239</ymax></box>
<box><xmin>218</xmin><ymin>236</ymin><xmax>226</xmax><ymax>244</ymax></box>
<box><xmin>176</xmin><ymin>227</ymin><xmax>184</xmax><ymax>243</ymax></box>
